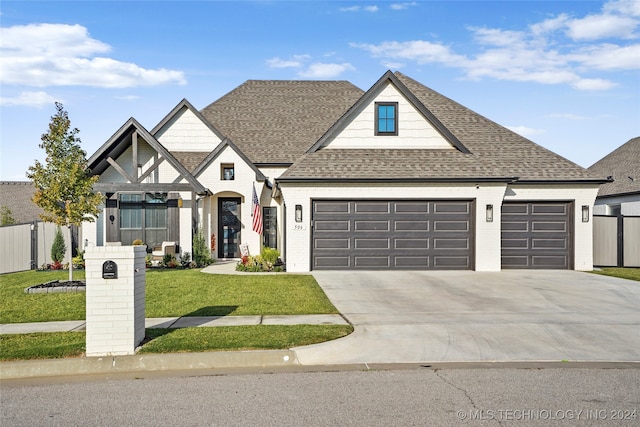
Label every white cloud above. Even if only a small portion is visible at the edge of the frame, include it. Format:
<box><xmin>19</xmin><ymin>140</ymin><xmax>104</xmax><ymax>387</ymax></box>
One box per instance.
<box><xmin>0</xmin><ymin>23</ymin><xmax>186</xmax><ymax>88</ymax></box>
<box><xmin>390</xmin><ymin>2</ymin><xmax>418</xmax><ymax>11</ymax></box>
<box><xmin>352</xmin><ymin>0</ymin><xmax>636</xmax><ymax>91</ymax></box>
<box><xmin>266</xmin><ymin>55</ymin><xmax>311</xmax><ymax>68</ymax></box>
<box><xmin>298</xmin><ymin>62</ymin><xmax>355</xmax><ymax>78</ymax></box>
<box><xmin>351</xmin><ymin>40</ymin><xmax>467</xmax><ymax>66</ymax></box>
<box><xmin>0</xmin><ymin>91</ymin><xmax>57</xmax><ymax>108</ymax></box>
<box><xmin>339</xmin><ymin>5</ymin><xmax>378</xmax><ymax>13</ymax></box>
<box><xmin>566</xmin><ymin>14</ymin><xmax>638</xmax><ymax>40</ymax></box>
<box><xmin>505</xmin><ymin>126</ymin><xmax>546</xmax><ymax>138</ymax></box>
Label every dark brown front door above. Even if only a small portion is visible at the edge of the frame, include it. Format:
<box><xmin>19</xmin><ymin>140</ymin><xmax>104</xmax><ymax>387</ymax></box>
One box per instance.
<box><xmin>218</xmin><ymin>198</ymin><xmax>241</xmax><ymax>258</ymax></box>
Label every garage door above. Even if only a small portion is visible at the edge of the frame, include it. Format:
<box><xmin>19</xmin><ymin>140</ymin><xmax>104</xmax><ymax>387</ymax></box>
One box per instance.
<box><xmin>501</xmin><ymin>202</ymin><xmax>572</xmax><ymax>269</ymax></box>
<box><xmin>312</xmin><ymin>200</ymin><xmax>474</xmax><ymax>270</ymax></box>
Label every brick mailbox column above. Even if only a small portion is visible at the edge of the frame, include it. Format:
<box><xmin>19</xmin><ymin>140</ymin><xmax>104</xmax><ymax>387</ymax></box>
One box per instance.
<box><xmin>85</xmin><ymin>246</ymin><xmax>146</xmax><ymax>357</ymax></box>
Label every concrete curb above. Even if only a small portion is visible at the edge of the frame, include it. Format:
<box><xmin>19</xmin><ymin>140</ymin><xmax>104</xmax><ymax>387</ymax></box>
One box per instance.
<box><xmin>0</xmin><ymin>350</ymin><xmax>298</xmax><ymax>380</ymax></box>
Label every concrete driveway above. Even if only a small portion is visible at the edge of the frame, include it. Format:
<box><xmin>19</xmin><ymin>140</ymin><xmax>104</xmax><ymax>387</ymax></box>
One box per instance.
<box><xmin>293</xmin><ymin>270</ymin><xmax>640</xmax><ymax>364</ymax></box>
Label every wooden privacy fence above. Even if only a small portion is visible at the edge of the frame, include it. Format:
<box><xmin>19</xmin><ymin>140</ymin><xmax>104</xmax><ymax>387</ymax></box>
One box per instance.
<box><xmin>593</xmin><ymin>215</ymin><xmax>640</xmax><ymax>268</ymax></box>
<box><xmin>0</xmin><ymin>222</ymin><xmax>76</xmax><ymax>274</ymax></box>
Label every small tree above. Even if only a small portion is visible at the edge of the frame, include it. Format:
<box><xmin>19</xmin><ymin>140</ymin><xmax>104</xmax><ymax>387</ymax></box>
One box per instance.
<box><xmin>26</xmin><ymin>103</ymin><xmax>103</xmax><ymax>281</ymax></box>
<box><xmin>1</xmin><ymin>206</ymin><xmax>16</xmax><ymax>226</ymax></box>
<box><xmin>51</xmin><ymin>226</ymin><xmax>66</xmax><ymax>266</ymax></box>
<box><xmin>192</xmin><ymin>228</ymin><xmax>212</xmax><ymax>267</ymax></box>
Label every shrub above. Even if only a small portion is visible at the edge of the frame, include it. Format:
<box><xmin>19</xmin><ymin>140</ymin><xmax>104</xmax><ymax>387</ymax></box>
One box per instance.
<box><xmin>180</xmin><ymin>251</ymin><xmax>191</xmax><ymax>268</ymax></box>
<box><xmin>132</xmin><ymin>239</ymin><xmax>144</xmax><ymax>246</ymax></box>
<box><xmin>72</xmin><ymin>249</ymin><xmax>85</xmax><ymax>269</ymax></box>
<box><xmin>261</xmin><ymin>247</ymin><xmax>280</xmax><ymax>265</ymax></box>
<box><xmin>51</xmin><ymin>227</ymin><xmax>66</xmax><ymax>263</ymax></box>
<box><xmin>235</xmin><ymin>248</ymin><xmax>283</xmax><ymax>272</ymax></box>
<box><xmin>162</xmin><ymin>254</ymin><xmax>178</xmax><ymax>268</ymax></box>
<box><xmin>192</xmin><ymin>229</ymin><xmax>212</xmax><ymax>267</ymax></box>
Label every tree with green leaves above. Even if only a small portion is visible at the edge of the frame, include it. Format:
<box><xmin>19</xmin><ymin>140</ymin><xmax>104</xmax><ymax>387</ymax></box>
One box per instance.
<box><xmin>27</xmin><ymin>102</ymin><xmax>102</xmax><ymax>281</ymax></box>
<box><xmin>0</xmin><ymin>206</ymin><xmax>16</xmax><ymax>226</ymax></box>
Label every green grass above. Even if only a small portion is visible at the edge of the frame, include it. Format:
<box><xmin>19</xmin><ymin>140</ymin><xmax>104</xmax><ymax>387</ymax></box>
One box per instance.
<box><xmin>0</xmin><ymin>332</ymin><xmax>85</xmax><ymax>361</ymax></box>
<box><xmin>0</xmin><ymin>269</ymin><xmax>337</xmax><ymax>324</ymax></box>
<box><xmin>0</xmin><ymin>270</ymin><xmax>86</xmax><ymax>323</ymax></box>
<box><xmin>591</xmin><ymin>268</ymin><xmax>640</xmax><ymax>282</ymax></box>
<box><xmin>139</xmin><ymin>325</ymin><xmax>353</xmax><ymax>354</ymax></box>
<box><xmin>0</xmin><ymin>325</ymin><xmax>353</xmax><ymax>361</ymax></box>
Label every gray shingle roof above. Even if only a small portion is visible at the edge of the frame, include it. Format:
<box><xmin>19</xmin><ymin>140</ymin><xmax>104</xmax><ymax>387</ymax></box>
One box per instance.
<box><xmin>588</xmin><ymin>136</ymin><xmax>640</xmax><ymax>197</ymax></box>
<box><xmin>279</xmin><ymin>72</ymin><xmax>604</xmax><ymax>182</ymax></box>
<box><xmin>199</xmin><ymin>79</ymin><xmax>364</xmax><ymax>164</ymax></box>
<box><xmin>0</xmin><ymin>181</ymin><xmax>45</xmax><ymax>224</ymax></box>
<box><xmin>170</xmin><ymin>151</ymin><xmax>210</xmax><ymax>174</ymax></box>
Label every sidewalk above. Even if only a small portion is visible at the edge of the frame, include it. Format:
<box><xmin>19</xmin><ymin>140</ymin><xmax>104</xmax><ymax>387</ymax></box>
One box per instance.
<box><xmin>0</xmin><ymin>314</ymin><xmax>348</xmax><ymax>335</ymax></box>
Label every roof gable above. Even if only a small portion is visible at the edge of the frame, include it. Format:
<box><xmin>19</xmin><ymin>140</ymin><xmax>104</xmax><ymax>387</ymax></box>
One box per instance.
<box><xmin>308</xmin><ymin>70</ymin><xmax>470</xmax><ymax>154</ymax></box>
<box><xmin>151</xmin><ymin>99</ymin><xmax>225</xmax><ymax>153</ymax></box>
<box><xmin>88</xmin><ymin>118</ymin><xmax>207</xmax><ymax>194</ymax></box>
<box><xmin>192</xmin><ymin>138</ymin><xmax>266</xmax><ymax>181</ymax></box>
<box><xmin>588</xmin><ymin>136</ymin><xmax>640</xmax><ymax>197</ymax></box>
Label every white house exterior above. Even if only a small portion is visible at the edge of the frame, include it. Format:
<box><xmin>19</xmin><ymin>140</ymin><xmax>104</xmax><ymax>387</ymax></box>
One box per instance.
<box><xmin>83</xmin><ymin>71</ymin><xmax>606</xmax><ymax>271</ymax></box>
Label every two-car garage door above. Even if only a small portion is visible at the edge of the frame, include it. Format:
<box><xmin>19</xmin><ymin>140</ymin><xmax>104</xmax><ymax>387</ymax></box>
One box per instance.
<box><xmin>312</xmin><ymin>200</ymin><xmax>474</xmax><ymax>270</ymax></box>
<box><xmin>311</xmin><ymin>199</ymin><xmax>573</xmax><ymax>270</ymax></box>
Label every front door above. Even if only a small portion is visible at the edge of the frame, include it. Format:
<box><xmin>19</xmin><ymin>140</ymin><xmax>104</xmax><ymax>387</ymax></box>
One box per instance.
<box><xmin>218</xmin><ymin>198</ymin><xmax>241</xmax><ymax>258</ymax></box>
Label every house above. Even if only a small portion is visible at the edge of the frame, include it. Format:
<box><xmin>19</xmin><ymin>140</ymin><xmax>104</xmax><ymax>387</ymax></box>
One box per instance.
<box><xmin>0</xmin><ymin>181</ymin><xmax>46</xmax><ymax>224</ymax></box>
<box><xmin>83</xmin><ymin>71</ymin><xmax>606</xmax><ymax>271</ymax></box>
<box><xmin>588</xmin><ymin>137</ymin><xmax>640</xmax><ymax>216</ymax></box>
<box><xmin>588</xmin><ymin>137</ymin><xmax>640</xmax><ymax>267</ymax></box>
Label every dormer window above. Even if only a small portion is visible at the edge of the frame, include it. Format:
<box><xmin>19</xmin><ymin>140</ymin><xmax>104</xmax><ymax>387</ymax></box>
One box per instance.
<box><xmin>375</xmin><ymin>102</ymin><xmax>398</xmax><ymax>136</ymax></box>
<box><xmin>221</xmin><ymin>164</ymin><xmax>235</xmax><ymax>180</ymax></box>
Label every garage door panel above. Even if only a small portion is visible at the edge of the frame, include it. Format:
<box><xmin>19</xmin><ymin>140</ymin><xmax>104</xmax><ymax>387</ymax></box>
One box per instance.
<box><xmin>395</xmin><ymin>220</ymin><xmax>429</xmax><ymax>231</ymax></box>
<box><xmin>501</xmin><ymin>202</ymin><xmax>571</xmax><ymax>270</ymax></box>
<box><xmin>315</xmin><ymin>238</ymin><xmax>350</xmax><ymax>249</ymax></box>
<box><xmin>312</xmin><ymin>200</ymin><xmax>473</xmax><ymax>270</ymax></box>
<box><xmin>395</xmin><ymin>239</ymin><xmax>429</xmax><ymax>249</ymax></box>
<box><xmin>355</xmin><ymin>239</ymin><xmax>389</xmax><ymax>249</ymax></box>
<box><xmin>355</xmin><ymin>202</ymin><xmax>390</xmax><ymax>214</ymax></box>
<box><xmin>315</xmin><ymin>202</ymin><xmax>350</xmax><ymax>214</ymax></box>
<box><xmin>395</xmin><ymin>202</ymin><xmax>429</xmax><ymax>214</ymax></box>
<box><xmin>354</xmin><ymin>220</ymin><xmax>389</xmax><ymax>231</ymax></box>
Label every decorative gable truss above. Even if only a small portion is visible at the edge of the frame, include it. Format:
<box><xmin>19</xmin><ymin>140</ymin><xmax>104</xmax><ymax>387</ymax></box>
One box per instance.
<box><xmin>88</xmin><ymin>117</ymin><xmax>207</xmax><ymax>195</ymax></box>
<box><xmin>309</xmin><ymin>70</ymin><xmax>470</xmax><ymax>153</ymax></box>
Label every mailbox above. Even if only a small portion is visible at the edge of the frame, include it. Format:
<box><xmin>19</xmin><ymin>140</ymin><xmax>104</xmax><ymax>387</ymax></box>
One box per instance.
<box><xmin>102</xmin><ymin>260</ymin><xmax>118</xmax><ymax>279</ymax></box>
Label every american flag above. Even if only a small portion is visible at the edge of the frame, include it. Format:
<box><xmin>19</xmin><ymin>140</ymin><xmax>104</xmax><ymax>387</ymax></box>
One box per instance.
<box><xmin>252</xmin><ymin>184</ymin><xmax>263</xmax><ymax>234</ymax></box>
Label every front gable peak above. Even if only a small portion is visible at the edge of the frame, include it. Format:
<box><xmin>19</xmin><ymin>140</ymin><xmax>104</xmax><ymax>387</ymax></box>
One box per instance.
<box><xmin>308</xmin><ymin>70</ymin><xmax>470</xmax><ymax>154</ymax></box>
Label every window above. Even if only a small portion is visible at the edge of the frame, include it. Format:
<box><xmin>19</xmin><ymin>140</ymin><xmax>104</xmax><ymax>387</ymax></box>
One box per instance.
<box><xmin>118</xmin><ymin>192</ymin><xmax>167</xmax><ymax>247</ymax></box>
<box><xmin>221</xmin><ymin>164</ymin><xmax>235</xmax><ymax>180</ymax></box>
<box><xmin>263</xmin><ymin>207</ymin><xmax>277</xmax><ymax>249</ymax></box>
<box><xmin>375</xmin><ymin>102</ymin><xmax>398</xmax><ymax>135</ymax></box>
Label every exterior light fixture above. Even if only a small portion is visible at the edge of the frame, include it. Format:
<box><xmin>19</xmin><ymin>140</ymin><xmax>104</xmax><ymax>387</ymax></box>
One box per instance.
<box><xmin>295</xmin><ymin>204</ymin><xmax>303</xmax><ymax>222</ymax></box>
<box><xmin>486</xmin><ymin>204</ymin><xmax>493</xmax><ymax>222</ymax></box>
<box><xmin>582</xmin><ymin>205</ymin><xmax>590</xmax><ymax>222</ymax></box>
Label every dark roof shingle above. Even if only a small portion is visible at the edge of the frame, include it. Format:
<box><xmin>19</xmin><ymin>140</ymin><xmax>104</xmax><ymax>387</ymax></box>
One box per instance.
<box><xmin>588</xmin><ymin>136</ymin><xmax>640</xmax><ymax>197</ymax></box>
<box><xmin>200</xmin><ymin>80</ymin><xmax>364</xmax><ymax>164</ymax></box>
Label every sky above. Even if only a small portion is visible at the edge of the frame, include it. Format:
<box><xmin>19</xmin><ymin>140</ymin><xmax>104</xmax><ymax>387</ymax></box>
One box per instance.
<box><xmin>1</xmin><ymin>0</ymin><xmax>639</xmax><ymax>181</ymax></box>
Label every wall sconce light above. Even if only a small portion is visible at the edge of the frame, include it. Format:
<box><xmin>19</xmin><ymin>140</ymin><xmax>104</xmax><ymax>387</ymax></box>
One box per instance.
<box><xmin>295</xmin><ymin>204</ymin><xmax>303</xmax><ymax>223</ymax></box>
<box><xmin>486</xmin><ymin>204</ymin><xmax>493</xmax><ymax>222</ymax></box>
<box><xmin>582</xmin><ymin>205</ymin><xmax>590</xmax><ymax>222</ymax></box>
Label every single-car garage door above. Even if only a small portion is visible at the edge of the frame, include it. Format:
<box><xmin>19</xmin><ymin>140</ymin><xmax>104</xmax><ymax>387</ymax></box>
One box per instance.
<box><xmin>312</xmin><ymin>200</ymin><xmax>474</xmax><ymax>270</ymax></box>
<box><xmin>501</xmin><ymin>202</ymin><xmax>573</xmax><ymax>269</ymax></box>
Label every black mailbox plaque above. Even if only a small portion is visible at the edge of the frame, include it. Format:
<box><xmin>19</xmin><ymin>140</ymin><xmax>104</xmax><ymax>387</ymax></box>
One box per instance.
<box><xmin>102</xmin><ymin>260</ymin><xmax>118</xmax><ymax>279</ymax></box>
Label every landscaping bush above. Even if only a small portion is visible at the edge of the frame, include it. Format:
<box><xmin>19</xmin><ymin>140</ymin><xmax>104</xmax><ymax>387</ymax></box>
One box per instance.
<box><xmin>192</xmin><ymin>229</ymin><xmax>212</xmax><ymax>267</ymax></box>
<box><xmin>236</xmin><ymin>248</ymin><xmax>283</xmax><ymax>272</ymax></box>
<box><xmin>51</xmin><ymin>226</ymin><xmax>66</xmax><ymax>263</ymax></box>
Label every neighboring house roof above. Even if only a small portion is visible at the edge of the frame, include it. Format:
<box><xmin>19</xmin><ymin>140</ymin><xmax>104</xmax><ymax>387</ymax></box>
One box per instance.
<box><xmin>200</xmin><ymin>79</ymin><xmax>364</xmax><ymax>165</ymax></box>
<box><xmin>0</xmin><ymin>181</ymin><xmax>45</xmax><ymax>224</ymax></box>
<box><xmin>280</xmin><ymin>72</ymin><xmax>604</xmax><ymax>183</ymax></box>
<box><xmin>588</xmin><ymin>136</ymin><xmax>640</xmax><ymax>197</ymax></box>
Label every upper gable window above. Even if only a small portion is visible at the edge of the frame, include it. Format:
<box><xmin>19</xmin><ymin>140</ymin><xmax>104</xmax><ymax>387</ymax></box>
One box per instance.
<box><xmin>221</xmin><ymin>164</ymin><xmax>235</xmax><ymax>180</ymax></box>
<box><xmin>375</xmin><ymin>102</ymin><xmax>398</xmax><ymax>136</ymax></box>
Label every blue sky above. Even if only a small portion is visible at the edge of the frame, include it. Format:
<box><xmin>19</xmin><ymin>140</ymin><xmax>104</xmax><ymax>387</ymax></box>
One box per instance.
<box><xmin>1</xmin><ymin>0</ymin><xmax>639</xmax><ymax>180</ymax></box>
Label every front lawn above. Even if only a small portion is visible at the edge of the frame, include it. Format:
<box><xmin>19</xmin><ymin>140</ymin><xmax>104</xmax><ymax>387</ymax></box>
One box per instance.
<box><xmin>0</xmin><ymin>269</ymin><xmax>338</xmax><ymax>324</ymax></box>
<box><xmin>591</xmin><ymin>268</ymin><xmax>640</xmax><ymax>282</ymax></box>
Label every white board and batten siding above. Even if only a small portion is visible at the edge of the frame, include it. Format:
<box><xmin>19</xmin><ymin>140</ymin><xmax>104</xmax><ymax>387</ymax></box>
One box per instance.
<box><xmin>320</xmin><ymin>83</ymin><xmax>454</xmax><ymax>150</ymax></box>
<box><xmin>155</xmin><ymin>107</ymin><xmax>222</xmax><ymax>153</ymax></box>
